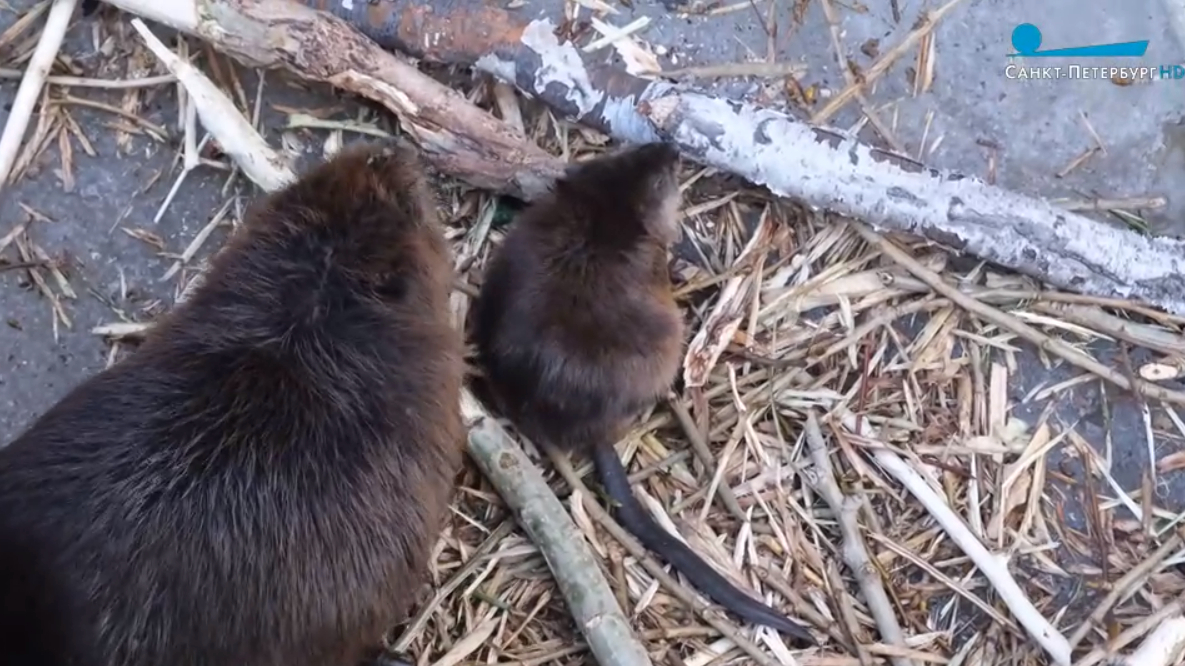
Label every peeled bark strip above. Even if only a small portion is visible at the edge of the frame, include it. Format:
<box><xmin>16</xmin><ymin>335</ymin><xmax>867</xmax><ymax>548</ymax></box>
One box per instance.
<box><xmin>301</xmin><ymin>0</ymin><xmax>1185</xmax><ymax>317</ymax></box>
<box><xmin>101</xmin><ymin>0</ymin><xmax>565</xmax><ymax>199</ymax></box>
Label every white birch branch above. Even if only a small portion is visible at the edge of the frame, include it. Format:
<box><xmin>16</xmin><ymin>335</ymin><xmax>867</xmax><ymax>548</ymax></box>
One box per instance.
<box><xmin>639</xmin><ymin>93</ymin><xmax>1185</xmax><ymax>318</ymax></box>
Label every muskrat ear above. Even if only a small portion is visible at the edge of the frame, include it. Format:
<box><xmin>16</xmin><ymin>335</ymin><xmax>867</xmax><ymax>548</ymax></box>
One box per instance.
<box><xmin>633</xmin><ymin>141</ymin><xmax>680</xmax><ymax>168</ymax></box>
<box><xmin>363</xmin><ymin>137</ymin><xmax>419</xmax><ymax>169</ymax></box>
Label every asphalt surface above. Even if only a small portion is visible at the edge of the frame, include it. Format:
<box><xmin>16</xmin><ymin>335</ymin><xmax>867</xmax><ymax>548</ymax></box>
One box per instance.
<box><xmin>0</xmin><ymin>7</ymin><xmax>322</xmax><ymax>440</ymax></box>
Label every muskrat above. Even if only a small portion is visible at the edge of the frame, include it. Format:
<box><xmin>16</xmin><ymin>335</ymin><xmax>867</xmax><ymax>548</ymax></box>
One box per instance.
<box><xmin>0</xmin><ymin>141</ymin><xmax>466</xmax><ymax>666</ymax></box>
<box><xmin>467</xmin><ymin>142</ymin><xmax>814</xmax><ymax>643</ymax></box>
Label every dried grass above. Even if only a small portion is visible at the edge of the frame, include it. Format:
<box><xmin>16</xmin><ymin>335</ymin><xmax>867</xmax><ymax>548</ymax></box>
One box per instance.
<box><xmin>4</xmin><ymin>3</ymin><xmax>1185</xmax><ymax>666</ymax></box>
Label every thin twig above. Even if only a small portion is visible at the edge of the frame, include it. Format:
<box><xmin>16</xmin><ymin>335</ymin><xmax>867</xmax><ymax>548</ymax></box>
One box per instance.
<box><xmin>0</xmin><ymin>68</ymin><xmax>177</xmax><ymax>88</ymax></box>
<box><xmin>649</xmin><ymin>61</ymin><xmax>807</xmax><ymax>79</ymax></box>
<box><xmin>803</xmin><ymin>411</ymin><xmax>914</xmax><ymax>666</ymax></box>
<box><xmin>1051</xmin><ymin>195</ymin><xmax>1167</xmax><ymax>212</ymax></box>
<box><xmin>850</xmin><ymin>222</ymin><xmax>1185</xmax><ymax>406</ymax></box>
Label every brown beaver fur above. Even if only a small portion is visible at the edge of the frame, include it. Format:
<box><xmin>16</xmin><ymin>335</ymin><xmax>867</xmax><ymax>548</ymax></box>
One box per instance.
<box><xmin>0</xmin><ymin>141</ymin><xmax>466</xmax><ymax>666</ymax></box>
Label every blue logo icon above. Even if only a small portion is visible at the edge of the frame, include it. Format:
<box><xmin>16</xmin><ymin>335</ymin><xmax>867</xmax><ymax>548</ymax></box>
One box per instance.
<box><xmin>1009</xmin><ymin>23</ymin><xmax>1148</xmax><ymax>58</ymax></box>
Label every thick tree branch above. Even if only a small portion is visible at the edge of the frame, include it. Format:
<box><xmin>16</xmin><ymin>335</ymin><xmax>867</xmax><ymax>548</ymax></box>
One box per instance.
<box><xmin>101</xmin><ymin>0</ymin><xmax>565</xmax><ymax>199</ymax></box>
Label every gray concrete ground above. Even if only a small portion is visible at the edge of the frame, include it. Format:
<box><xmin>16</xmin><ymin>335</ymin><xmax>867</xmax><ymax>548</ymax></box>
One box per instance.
<box><xmin>0</xmin><ymin>8</ymin><xmax>296</xmax><ymax>440</ymax></box>
<box><xmin>2</xmin><ymin>0</ymin><xmax>1184</xmax><ymax>576</ymax></box>
<box><xmin>585</xmin><ymin>0</ymin><xmax>1185</xmax><ymax>237</ymax></box>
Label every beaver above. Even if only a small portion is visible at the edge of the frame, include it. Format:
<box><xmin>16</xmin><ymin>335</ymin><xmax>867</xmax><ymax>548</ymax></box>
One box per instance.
<box><xmin>0</xmin><ymin>141</ymin><xmax>466</xmax><ymax>666</ymax></box>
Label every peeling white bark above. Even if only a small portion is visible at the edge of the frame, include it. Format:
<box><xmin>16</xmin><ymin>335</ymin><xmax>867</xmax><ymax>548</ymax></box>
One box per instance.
<box><xmin>639</xmin><ymin>93</ymin><xmax>1185</xmax><ymax>317</ymax></box>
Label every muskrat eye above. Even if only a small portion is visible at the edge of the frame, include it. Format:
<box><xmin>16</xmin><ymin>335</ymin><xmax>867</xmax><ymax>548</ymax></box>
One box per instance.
<box><xmin>491</xmin><ymin>196</ymin><xmax>527</xmax><ymax>230</ymax></box>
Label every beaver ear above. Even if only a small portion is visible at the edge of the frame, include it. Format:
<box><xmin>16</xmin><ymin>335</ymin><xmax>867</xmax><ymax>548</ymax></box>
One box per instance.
<box><xmin>634</xmin><ymin>141</ymin><xmax>680</xmax><ymax>169</ymax></box>
<box><xmin>640</xmin><ymin>166</ymin><xmax>683</xmax><ymax>245</ymax></box>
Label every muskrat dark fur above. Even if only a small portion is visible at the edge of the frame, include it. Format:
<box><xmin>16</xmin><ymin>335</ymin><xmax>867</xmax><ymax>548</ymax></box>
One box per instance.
<box><xmin>467</xmin><ymin>142</ymin><xmax>814</xmax><ymax>644</ymax></box>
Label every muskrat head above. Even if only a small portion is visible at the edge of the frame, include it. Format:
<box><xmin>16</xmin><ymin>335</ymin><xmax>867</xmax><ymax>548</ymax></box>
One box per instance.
<box><xmin>555</xmin><ymin>142</ymin><xmax>683</xmax><ymax>246</ymax></box>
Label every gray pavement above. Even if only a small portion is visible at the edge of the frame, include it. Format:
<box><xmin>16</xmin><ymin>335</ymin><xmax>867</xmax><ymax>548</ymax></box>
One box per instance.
<box><xmin>586</xmin><ymin>0</ymin><xmax>1185</xmax><ymax>236</ymax></box>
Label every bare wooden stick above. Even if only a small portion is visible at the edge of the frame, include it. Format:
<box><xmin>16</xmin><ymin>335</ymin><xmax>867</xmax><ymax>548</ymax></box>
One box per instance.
<box><xmin>462</xmin><ymin>390</ymin><xmax>653</xmax><ymax>666</ymax></box>
<box><xmin>802</xmin><ymin>411</ymin><xmax>913</xmax><ymax>666</ymax></box>
<box><xmin>0</xmin><ymin>0</ymin><xmax>79</xmax><ymax>190</ymax></box>
<box><xmin>113</xmin><ymin>29</ymin><xmax>646</xmax><ymax>665</ymax></box>
<box><xmin>99</xmin><ymin>0</ymin><xmax>564</xmax><ymax>199</ymax></box>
